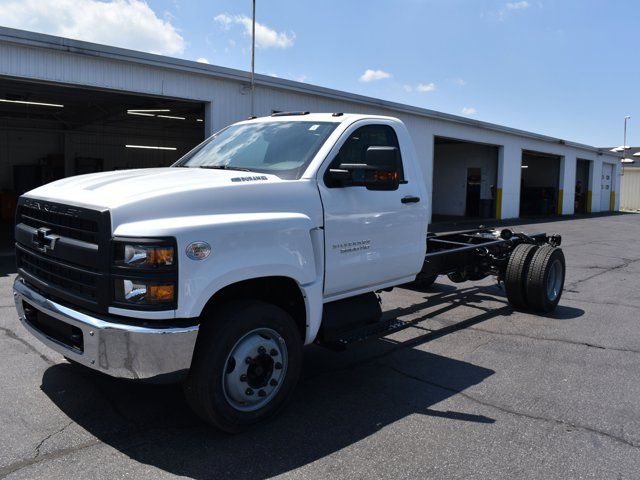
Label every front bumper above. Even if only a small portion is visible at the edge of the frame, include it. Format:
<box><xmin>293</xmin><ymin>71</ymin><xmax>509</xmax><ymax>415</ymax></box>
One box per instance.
<box><xmin>14</xmin><ymin>278</ymin><xmax>199</xmax><ymax>382</ymax></box>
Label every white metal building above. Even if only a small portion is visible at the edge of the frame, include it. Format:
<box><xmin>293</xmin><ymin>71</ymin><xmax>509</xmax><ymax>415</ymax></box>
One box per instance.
<box><xmin>0</xmin><ymin>26</ymin><xmax>621</xmax><ymax>235</ymax></box>
<box><xmin>620</xmin><ymin>156</ymin><xmax>640</xmax><ymax>212</ymax></box>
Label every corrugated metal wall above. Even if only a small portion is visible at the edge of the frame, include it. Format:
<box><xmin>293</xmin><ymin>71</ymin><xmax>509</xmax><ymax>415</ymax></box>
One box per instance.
<box><xmin>0</xmin><ymin>30</ymin><xmax>624</xmax><ymax>218</ymax></box>
<box><xmin>621</xmin><ymin>168</ymin><xmax>640</xmax><ymax>211</ymax></box>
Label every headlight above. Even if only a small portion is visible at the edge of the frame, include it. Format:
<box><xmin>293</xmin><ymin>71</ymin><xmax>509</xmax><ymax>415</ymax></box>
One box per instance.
<box><xmin>111</xmin><ymin>238</ymin><xmax>178</xmax><ymax>310</ymax></box>
<box><xmin>114</xmin><ymin>279</ymin><xmax>176</xmax><ymax>305</ymax></box>
<box><xmin>116</xmin><ymin>244</ymin><xmax>174</xmax><ymax>268</ymax></box>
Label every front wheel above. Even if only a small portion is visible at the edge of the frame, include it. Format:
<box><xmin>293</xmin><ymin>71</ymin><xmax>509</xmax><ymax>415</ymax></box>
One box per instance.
<box><xmin>184</xmin><ymin>300</ymin><xmax>302</xmax><ymax>433</ymax></box>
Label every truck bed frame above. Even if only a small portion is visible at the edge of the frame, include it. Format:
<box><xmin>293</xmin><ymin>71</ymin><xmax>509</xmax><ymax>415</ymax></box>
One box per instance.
<box><xmin>419</xmin><ymin>227</ymin><xmax>561</xmax><ymax>282</ymax></box>
<box><xmin>318</xmin><ymin>227</ymin><xmax>563</xmax><ymax>349</ymax></box>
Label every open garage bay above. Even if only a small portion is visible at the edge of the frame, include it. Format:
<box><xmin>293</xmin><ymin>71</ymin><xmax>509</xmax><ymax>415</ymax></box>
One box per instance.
<box><xmin>0</xmin><ymin>78</ymin><xmax>205</xmax><ymax>252</ymax></box>
<box><xmin>432</xmin><ymin>137</ymin><xmax>499</xmax><ymax>222</ymax></box>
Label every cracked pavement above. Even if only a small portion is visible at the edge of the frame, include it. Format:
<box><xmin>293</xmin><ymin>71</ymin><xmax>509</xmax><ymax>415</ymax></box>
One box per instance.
<box><xmin>1</xmin><ymin>213</ymin><xmax>640</xmax><ymax>479</ymax></box>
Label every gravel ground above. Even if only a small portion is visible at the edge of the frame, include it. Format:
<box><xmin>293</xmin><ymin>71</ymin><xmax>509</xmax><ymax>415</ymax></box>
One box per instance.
<box><xmin>1</xmin><ymin>213</ymin><xmax>639</xmax><ymax>479</ymax></box>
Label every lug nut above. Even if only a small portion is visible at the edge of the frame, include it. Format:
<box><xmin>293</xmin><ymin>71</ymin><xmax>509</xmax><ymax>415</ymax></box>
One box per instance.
<box><xmin>258</xmin><ymin>390</ymin><xmax>266</xmax><ymax>397</ymax></box>
<box><xmin>270</xmin><ymin>379</ymin><xmax>278</xmax><ymax>386</ymax></box>
<box><xmin>258</xmin><ymin>346</ymin><xmax>266</xmax><ymax>354</ymax></box>
<box><xmin>274</xmin><ymin>362</ymin><xmax>283</xmax><ymax>370</ymax></box>
<box><xmin>270</xmin><ymin>349</ymin><xmax>278</xmax><ymax>356</ymax></box>
<box><xmin>245</xmin><ymin>388</ymin><xmax>254</xmax><ymax>396</ymax></box>
<box><xmin>240</xmin><ymin>374</ymin><xmax>247</xmax><ymax>382</ymax></box>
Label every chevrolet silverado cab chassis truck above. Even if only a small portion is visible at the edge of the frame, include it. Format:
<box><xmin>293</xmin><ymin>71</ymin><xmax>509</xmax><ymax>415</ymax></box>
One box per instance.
<box><xmin>13</xmin><ymin>112</ymin><xmax>565</xmax><ymax>432</ymax></box>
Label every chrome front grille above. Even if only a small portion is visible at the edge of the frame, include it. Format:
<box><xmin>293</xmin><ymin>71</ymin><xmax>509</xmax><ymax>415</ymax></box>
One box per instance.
<box><xmin>15</xmin><ymin>198</ymin><xmax>111</xmax><ymax>314</ymax></box>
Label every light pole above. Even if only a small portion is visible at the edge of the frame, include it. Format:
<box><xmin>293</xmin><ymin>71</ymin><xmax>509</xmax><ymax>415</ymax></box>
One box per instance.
<box><xmin>623</xmin><ymin>115</ymin><xmax>631</xmax><ymax>160</ymax></box>
<box><xmin>250</xmin><ymin>0</ymin><xmax>256</xmax><ymax>117</ymax></box>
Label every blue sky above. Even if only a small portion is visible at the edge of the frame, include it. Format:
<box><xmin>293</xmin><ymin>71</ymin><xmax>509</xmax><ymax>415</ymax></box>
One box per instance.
<box><xmin>1</xmin><ymin>0</ymin><xmax>638</xmax><ymax>146</ymax></box>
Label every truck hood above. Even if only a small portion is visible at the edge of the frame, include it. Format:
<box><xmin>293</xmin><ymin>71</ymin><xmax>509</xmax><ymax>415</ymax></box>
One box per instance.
<box><xmin>24</xmin><ymin>167</ymin><xmax>323</xmax><ymax>233</ymax></box>
<box><xmin>26</xmin><ymin>168</ymin><xmax>281</xmax><ymax>209</ymax></box>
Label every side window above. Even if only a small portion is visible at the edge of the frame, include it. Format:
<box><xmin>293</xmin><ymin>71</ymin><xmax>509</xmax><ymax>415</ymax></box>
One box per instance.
<box><xmin>330</xmin><ymin>124</ymin><xmax>405</xmax><ymax>181</ymax></box>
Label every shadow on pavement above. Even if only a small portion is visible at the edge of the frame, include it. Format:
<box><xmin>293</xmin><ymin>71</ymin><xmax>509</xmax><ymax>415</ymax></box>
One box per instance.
<box><xmin>39</xmin><ymin>294</ymin><xmax>502</xmax><ymax>479</ymax></box>
<box><xmin>0</xmin><ymin>255</ymin><xmax>16</xmax><ymax>277</ymax></box>
<box><xmin>399</xmin><ymin>281</ymin><xmax>584</xmax><ymax>322</ymax></box>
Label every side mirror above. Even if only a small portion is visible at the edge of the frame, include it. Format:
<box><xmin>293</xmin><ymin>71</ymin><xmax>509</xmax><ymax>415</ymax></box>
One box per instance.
<box><xmin>327</xmin><ymin>146</ymin><xmax>401</xmax><ymax>190</ymax></box>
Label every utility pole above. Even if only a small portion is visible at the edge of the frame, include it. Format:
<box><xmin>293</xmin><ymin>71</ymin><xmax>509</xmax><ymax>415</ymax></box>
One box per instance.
<box><xmin>623</xmin><ymin>116</ymin><xmax>631</xmax><ymax>159</ymax></box>
<box><xmin>250</xmin><ymin>0</ymin><xmax>256</xmax><ymax>117</ymax></box>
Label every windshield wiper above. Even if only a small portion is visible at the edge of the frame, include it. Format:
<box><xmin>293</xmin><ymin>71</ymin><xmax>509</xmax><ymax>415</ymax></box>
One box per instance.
<box><xmin>197</xmin><ymin>165</ymin><xmax>252</xmax><ymax>172</ymax></box>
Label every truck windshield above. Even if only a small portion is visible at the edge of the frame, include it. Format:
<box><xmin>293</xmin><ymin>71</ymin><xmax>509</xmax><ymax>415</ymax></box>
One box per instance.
<box><xmin>174</xmin><ymin>121</ymin><xmax>338</xmax><ymax>180</ymax></box>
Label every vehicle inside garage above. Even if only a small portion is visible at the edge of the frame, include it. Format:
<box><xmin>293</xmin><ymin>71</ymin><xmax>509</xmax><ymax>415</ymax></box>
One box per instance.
<box><xmin>575</xmin><ymin>159</ymin><xmax>591</xmax><ymax>213</ymax></box>
<box><xmin>0</xmin><ymin>78</ymin><xmax>205</xmax><ymax>251</ymax></box>
<box><xmin>432</xmin><ymin>137</ymin><xmax>498</xmax><ymax>221</ymax></box>
<box><xmin>519</xmin><ymin>150</ymin><xmax>561</xmax><ymax>216</ymax></box>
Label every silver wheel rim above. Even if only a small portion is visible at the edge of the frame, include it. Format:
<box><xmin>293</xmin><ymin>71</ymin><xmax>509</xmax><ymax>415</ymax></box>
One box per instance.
<box><xmin>222</xmin><ymin>328</ymin><xmax>288</xmax><ymax>412</ymax></box>
<box><xmin>546</xmin><ymin>259</ymin><xmax>563</xmax><ymax>302</ymax></box>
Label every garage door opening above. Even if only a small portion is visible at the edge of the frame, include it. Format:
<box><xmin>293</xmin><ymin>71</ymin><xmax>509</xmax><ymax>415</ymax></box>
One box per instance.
<box><xmin>520</xmin><ymin>150</ymin><xmax>561</xmax><ymax>217</ymax></box>
<box><xmin>432</xmin><ymin>137</ymin><xmax>499</xmax><ymax>222</ymax></box>
<box><xmin>575</xmin><ymin>159</ymin><xmax>591</xmax><ymax>213</ymax></box>
<box><xmin>0</xmin><ymin>78</ymin><xmax>206</xmax><ymax>252</ymax></box>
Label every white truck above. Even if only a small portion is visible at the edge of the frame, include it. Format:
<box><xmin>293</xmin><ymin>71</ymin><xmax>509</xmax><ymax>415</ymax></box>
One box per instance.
<box><xmin>13</xmin><ymin>112</ymin><xmax>565</xmax><ymax>432</ymax></box>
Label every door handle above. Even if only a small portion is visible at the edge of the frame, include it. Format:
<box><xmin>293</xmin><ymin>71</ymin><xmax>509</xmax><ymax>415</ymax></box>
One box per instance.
<box><xmin>401</xmin><ymin>195</ymin><xmax>420</xmax><ymax>204</ymax></box>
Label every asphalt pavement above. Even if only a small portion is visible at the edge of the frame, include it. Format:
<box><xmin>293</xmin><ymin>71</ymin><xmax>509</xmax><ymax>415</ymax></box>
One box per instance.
<box><xmin>1</xmin><ymin>213</ymin><xmax>639</xmax><ymax>479</ymax></box>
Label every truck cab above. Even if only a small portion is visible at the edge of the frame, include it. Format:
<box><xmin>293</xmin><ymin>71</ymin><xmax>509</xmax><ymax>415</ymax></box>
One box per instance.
<box><xmin>13</xmin><ymin>113</ymin><xmax>564</xmax><ymax>432</ymax></box>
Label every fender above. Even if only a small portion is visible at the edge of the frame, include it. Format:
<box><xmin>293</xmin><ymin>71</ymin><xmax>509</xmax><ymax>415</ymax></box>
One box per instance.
<box><xmin>113</xmin><ymin>212</ymin><xmax>325</xmax><ymax>343</ymax></box>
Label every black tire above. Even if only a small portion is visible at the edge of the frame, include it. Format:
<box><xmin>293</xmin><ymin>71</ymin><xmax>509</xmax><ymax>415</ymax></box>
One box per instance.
<box><xmin>184</xmin><ymin>300</ymin><xmax>302</xmax><ymax>433</ymax></box>
<box><xmin>526</xmin><ymin>246</ymin><xmax>566</xmax><ymax>313</ymax></box>
<box><xmin>504</xmin><ymin>243</ymin><xmax>539</xmax><ymax>310</ymax></box>
<box><xmin>414</xmin><ymin>274</ymin><xmax>438</xmax><ymax>288</ymax></box>
<box><xmin>447</xmin><ymin>271</ymin><xmax>466</xmax><ymax>283</ymax></box>
<box><xmin>447</xmin><ymin>270</ymin><xmax>486</xmax><ymax>283</ymax></box>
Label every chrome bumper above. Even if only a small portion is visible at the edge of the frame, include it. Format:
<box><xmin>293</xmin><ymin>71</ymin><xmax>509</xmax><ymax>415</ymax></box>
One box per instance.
<box><xmin>13</xmin><ymin>278</ymin><xmax>199</xmax><ymax>381</ymax></box>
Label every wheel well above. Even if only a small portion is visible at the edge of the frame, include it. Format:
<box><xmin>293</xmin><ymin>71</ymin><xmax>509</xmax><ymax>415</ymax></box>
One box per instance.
<box><xmin>201</xmin><ymin>277</ymin><xmax>307</xmax><ymax>340</ymax></box>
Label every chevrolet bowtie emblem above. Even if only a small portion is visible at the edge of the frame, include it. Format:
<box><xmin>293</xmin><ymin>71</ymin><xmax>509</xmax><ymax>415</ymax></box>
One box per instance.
<box><xmin>33</xmin><ymin>227</ymin><xmax>59</xmax><ymax>253</ymax></box>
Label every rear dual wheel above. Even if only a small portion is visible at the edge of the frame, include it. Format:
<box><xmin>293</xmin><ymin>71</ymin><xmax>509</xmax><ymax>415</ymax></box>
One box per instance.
<box><xmin>526</xmin><ymin>245</ymin><xmax>566</xmax><ymax>312</ymax></box>
<box><xmin>504</xmin><ymin>244</ymin><xmax>565</xmax><ymax>313</ymax></box>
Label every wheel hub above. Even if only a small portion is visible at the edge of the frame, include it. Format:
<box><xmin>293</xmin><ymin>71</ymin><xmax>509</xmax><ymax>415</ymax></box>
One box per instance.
<box><xmin>222</xmin><ymin>328</ymin><xmax>287</xmax><ymax>412</ymax></box>
<box><xmin>246</xmin><ymin>354</ymin><xmax>274</xmax><ymax>388</ymax></box>
<box><xmin>546</xmin><ymin>258</ymin><xmax>563</xmax><ymax>301</ymax></box>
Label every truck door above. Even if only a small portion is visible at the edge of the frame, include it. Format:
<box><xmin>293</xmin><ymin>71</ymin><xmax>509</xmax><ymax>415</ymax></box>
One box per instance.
<box><xmin>318</xmin><ymin>122</ymin><xmax>428</xmax><ymax>298</ymax></box>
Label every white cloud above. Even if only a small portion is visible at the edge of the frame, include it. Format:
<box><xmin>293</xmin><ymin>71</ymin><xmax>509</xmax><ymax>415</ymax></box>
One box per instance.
<box><xmin>196</xmin><ymin>57</ymin><xmax>209</xmax><ymax>64</ymax></box>
<box><xmin>214</xmin><ymin>13</ymin><xmax>234</xmax><ymax>28</ymax></box>
<box><xmin>403</xmin><ymin>82</ymin><xmax>436</xmax><ymax>93</ymax></box>
<box><xmin>506</xmin><ymin>1</ymin><xmax>530</xmax><ymax>10</ymax></box>
<box><xmin>214</xmin><ymin>13</ymin><xmax>295</xmax><ymax>49</ymax></box>
<box><xmin>294</xmin><ymin>74</ymin><xmax>308</xmax><ymax>83</ymax></box>
<box><xmin>0</xmin><ymin>0</ymin><xmax>185</xmax><ymax>55</ymax></box>
<box><xmin>498</xmin><ymin>1</ymin><xmax>531</xmax><ymax>20</ymax></box>
<box><xmin>416</xmin><ymin>82</ymin><xmax>437</xmax><ymax>93</ymax></box>
<box><xmin>453</xmin><ymin>78</ymin><xmax>467</xmax><ymax>86</ymax></box>
<box><xmin>462</xmin><ymin>107</ymin><xmax>477</xmax><ymax>116</ymax></box>
<box><xmin>359</xmin><ymin>69</ymin><xmax>392</xmax><ymax>82</ymax></box>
